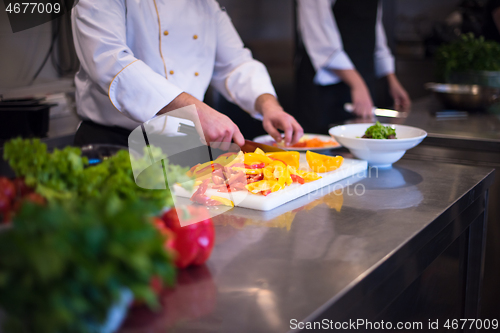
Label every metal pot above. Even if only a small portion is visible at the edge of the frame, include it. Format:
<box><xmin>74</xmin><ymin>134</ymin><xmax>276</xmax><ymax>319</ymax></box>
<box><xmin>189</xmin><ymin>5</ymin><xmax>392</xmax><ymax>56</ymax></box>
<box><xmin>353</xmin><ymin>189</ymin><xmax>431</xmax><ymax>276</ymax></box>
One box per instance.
<box><xmin>425</xmin><ymin>83</ymin><xmax>500</xmax><ymax>111</ymax></box>
<box><xmin>447</xmin><ymin>70</ymin><xmax>500</xmax><ymax>89</ymax></box>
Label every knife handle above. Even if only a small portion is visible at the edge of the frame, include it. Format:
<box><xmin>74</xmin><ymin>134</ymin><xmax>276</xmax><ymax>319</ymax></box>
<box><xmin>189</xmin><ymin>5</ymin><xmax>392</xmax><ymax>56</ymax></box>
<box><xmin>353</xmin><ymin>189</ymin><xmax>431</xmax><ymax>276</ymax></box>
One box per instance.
<box><xmin>178</xmin><ymin>123</ymin><xmax>199</xmax><ymax>136</ymax></box>
<box><xmin>344</xmin><ymin>103</ymin><xmax>376</xmax><ymax>114</ymax></box>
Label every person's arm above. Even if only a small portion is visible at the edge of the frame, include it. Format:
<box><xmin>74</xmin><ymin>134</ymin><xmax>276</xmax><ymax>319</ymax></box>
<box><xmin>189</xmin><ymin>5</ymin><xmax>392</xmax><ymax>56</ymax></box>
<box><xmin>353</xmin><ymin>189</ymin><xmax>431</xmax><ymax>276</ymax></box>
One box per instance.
<box><xmin>333</xmin><ymin>69</ymin><xmax>373</xmax><ymax>118</ymax></box>
<box><xmin>159</xmin><ymin>92</ymin><xmax>244</xmax><ymax>150</ymax></box>
<box><xmin>374</xmin><ymin>2</ymin><xmax>411</xmax><ymax>110</ymax></box>
<box><xmin>209</xmin><ymin>1</ymin><xmax>302</xmax><ymax>145</ymax></box>
<box><xmin>493</xmin><ymin>7</ymin><xmax>500</xmax><ymax>34</ymax></box>
<box><xmin>73</xmin><ymin>0</ymin><xmax>243</xmax><ymax>148</ymax></box>
<box><xmin>297</xmin><ymin>0</ymin><xmax>354</xmax><ymax>83</ymax></box>
<box><xmin>298</xmin><ymin>0</ymin><xmax>373</xmax><ymax>118</ymax></box>
<box><xmin>72</xmin><ymin>0</ymin><xmax>183</xmax><ymax>123</ymax></box>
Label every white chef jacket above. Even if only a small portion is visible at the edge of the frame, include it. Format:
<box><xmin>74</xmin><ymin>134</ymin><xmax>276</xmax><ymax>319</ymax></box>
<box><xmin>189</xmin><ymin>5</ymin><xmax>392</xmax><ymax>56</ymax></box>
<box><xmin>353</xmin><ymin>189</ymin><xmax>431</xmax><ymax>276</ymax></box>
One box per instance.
<box><xmin>297</xmin><ymin>0</ymin><xmax>395</xmax><ymax>86</ymax></box>
<box><xmin>71</xmin><ymin>0</ymin><xmax>276</xmax><ymax>130</ymax></box>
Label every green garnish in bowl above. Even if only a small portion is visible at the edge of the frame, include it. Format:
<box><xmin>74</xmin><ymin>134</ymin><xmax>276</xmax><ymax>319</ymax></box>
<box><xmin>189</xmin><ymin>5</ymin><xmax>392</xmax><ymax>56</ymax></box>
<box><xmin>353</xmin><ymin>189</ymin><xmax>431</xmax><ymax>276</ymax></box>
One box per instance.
<box><xmin>362</xmin><ymin>121</ymin><xmax>396</xmax><ymax>139</ymax></box>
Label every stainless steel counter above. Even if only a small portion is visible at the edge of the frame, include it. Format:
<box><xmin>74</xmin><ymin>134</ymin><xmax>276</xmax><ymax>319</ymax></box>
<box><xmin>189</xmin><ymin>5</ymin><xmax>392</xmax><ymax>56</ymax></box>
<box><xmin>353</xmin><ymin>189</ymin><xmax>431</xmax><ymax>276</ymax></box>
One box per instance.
<box><xmin>120</xmin><ymin>159</ymin><xmax>494</xmax><ymax>333</ymax></box>
<box><xmin>383</xmin><ymin>96</ymin><xmax>500</xmax><ymax>321</ymax></box>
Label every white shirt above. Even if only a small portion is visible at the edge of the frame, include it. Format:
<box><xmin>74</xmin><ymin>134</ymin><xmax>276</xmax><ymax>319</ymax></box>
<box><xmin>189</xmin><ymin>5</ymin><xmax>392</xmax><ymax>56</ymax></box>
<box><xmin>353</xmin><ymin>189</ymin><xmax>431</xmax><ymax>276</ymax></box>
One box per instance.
<box><xmin>71</xmin><ymin>0</ymin><xmax>276</xmax><ymax>130</ymax></box>
<box><xmin>297</xmin><ymin>0</ymin><xmax>395</xmax><ymax>86</ymax></box>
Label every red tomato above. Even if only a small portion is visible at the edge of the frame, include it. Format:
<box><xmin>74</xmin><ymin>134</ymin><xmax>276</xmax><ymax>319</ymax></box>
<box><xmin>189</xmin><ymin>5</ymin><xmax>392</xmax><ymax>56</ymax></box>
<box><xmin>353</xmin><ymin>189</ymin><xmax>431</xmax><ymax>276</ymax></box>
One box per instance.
<box><xmin>161</xmin><ymin>207</ymin><xmax>215</xmax><ymax>269</ymax></box>
<box><xmin>0</xmin><ymin>192</ymin><xmax>11</xmax><ymax>223</ymax></box>
<box><xmin>12</xmin><ymin>178</ymin><xmax>33</xmax><ymax>197</ymax></box>
<box><xmin>0</xmin><ymin>177</ymin><xmax>15</xmax><ymax>200</ymax></box>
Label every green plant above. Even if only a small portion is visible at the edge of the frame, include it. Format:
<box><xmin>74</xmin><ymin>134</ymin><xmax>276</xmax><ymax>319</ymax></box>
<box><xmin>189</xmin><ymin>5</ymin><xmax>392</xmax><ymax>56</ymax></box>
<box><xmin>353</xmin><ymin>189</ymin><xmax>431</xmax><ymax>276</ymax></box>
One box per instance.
<box><xmin>3</xmin><ymin>138</ymin><xmax>192</xmax><ymax>214</ymax></box>
<box><xmin>435</xmin><ymin>33</ymin><xmax>500</xmax><ymax>80</ymax></box>
<box><xmin>0</xmin><ymin>197</ymin><xmax>176</xmax><ymax>333</ymax></box>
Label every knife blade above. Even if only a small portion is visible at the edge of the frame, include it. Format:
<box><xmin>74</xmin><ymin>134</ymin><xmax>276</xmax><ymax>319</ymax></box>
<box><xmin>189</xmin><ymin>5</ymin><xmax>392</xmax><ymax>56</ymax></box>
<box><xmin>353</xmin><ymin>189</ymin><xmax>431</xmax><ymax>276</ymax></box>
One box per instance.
<box><xmin>344</xmin><ymin>103</ymin><xmax>408</xmax><ymax>118</ymax></box>
<box><xmin>177</xmin><ymin>123</ymin><xmax>285</xmax><ymax>153</ymax></box>
<box><xmin>240</xmin><ymin>140</ymin><xmax>286</xmax><ymax>153</ymax></box>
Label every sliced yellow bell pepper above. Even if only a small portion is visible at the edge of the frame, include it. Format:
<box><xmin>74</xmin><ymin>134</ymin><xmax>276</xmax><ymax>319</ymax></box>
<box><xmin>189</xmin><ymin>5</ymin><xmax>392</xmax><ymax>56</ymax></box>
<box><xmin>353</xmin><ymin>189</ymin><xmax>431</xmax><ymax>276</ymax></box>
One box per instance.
<box><xmin>210</xmin><ymin>196</ymin><xmax>234</xmax><ymax>207</ymax></box>
<box><xmin>306</xmin><ymin>151</ymin><xmax>343</xmax><ymax>173</ymax></box>
<box><xmin>266</xmin><ymin>151</ymin><xmax>300</xmax><ymax>169</ymax></box>
<box><xmin>254</xmin><ymin>147</ymin><xmax>266</xmax><ymax>155</ymax></box>
<box><xmin>244</xmin><ymin>153</ymin><xmax>274</xmax><ymax>166</ymax></box>
<box><xmin>225</xmin><ymin>151</ymin><xmax>245</xmax><ymax>168</ymax></box>
<box><xmin>245</xmin><ymin>180</ymin><xmax>275</xmax><ymax>193</ymax></box>
<box><xmin>297</xmin><ymin>170</ymin><xmax>322</xmax><ymax>182</ymax></box>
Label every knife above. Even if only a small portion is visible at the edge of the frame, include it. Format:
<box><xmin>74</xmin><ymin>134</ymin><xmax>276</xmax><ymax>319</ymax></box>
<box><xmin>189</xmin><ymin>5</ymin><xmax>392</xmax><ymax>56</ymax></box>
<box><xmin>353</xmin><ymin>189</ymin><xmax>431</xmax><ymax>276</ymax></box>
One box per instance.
<box><xmin>344</xmin><ymin>103</ymin><xmax>408</xmax><ymax>118</ymax></box>
<box><xmin>177</xmin><ymin>123</ymin><xmax>285</xmax><ymax>153</ymax></box>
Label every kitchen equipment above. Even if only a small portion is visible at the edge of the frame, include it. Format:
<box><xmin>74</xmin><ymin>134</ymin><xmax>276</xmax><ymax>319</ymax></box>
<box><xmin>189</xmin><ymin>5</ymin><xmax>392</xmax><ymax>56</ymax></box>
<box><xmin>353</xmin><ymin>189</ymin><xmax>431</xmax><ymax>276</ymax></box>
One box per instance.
<box><xmin>448</xmin><ymin>70</ymin><xmax>500</xmax><ymax>89</ymax></box>
<box><xmin>177</xmin><ymin>123</ymin><xmax>284</xmax><ymax>153</ymax></box>
<box><xmin>329</xmin><ymin>123</ymin><xmax>427</xmax><ymax>168</ymax></box>
<box><xmin>344</xmin><ymin>103</ymin><xmax>409</xmax><ymax>118</ymax></box>
<box><xmin>80</xmin><ymin>144</ymin><xmax>128</xmax><ymax>166</ymax></box>
<box><xmin>253</xmin><ymin>133</ymin><xmax>341</xmax><ymax>151</ymax></box>
<box><xmin>174</xmin><ymin>156</ymin><xmax>367</xmax><ymax>211</ymax></box>
<box><xmin>0</xmin><ymin>97</ymin><xmax>53</xmax><ymax>141</ymax></box>
<box><xmin>425</xmin><ymin>82</ymin><xmax>500</xmax><ymax>111</ymax></box>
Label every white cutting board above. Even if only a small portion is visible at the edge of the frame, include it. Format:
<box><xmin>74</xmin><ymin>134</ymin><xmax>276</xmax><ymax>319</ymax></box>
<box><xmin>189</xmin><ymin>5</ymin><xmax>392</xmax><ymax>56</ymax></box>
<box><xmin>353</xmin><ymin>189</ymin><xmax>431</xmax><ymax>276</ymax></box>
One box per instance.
<box><xmin>174</xmin><ymin>156</ymin><xmax>367</xmax><ymax>211</ymax></box>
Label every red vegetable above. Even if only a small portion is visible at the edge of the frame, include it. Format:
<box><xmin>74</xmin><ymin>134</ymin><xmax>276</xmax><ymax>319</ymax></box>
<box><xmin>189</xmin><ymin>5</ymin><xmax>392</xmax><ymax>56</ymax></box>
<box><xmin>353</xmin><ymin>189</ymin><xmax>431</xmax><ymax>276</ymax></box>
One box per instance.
<box><xmin>0</xmin><ymin>192</ymin><xmax>11</xmax><ymax>223</ymax></box>
<box><xmin>0</xmin><ymin>177</ymin><xmax>15</xmax><ymax>200</ymax></box>
<box><xmin>190</xmin><ymin>180</ymin><xmax>221</xmax><ymax>206</ymax></box>
<box><xmin>291</xmin><ymin>174</ymin><xmax>305</xmax><ymax>184</ymax></box>
<box><xmin>161</xmin><ymin>207</ymin><xmax>215</xmax><ymax>269</ymax></box>
<box><xmin>12</xmin><ymin>178</ymin><xmax>33</xmax><ymax>197</ymax></box>
<box><xmin>246</xmin><ymin>163</ymin><xmax>265</xmax><ymax>169</ymax></box>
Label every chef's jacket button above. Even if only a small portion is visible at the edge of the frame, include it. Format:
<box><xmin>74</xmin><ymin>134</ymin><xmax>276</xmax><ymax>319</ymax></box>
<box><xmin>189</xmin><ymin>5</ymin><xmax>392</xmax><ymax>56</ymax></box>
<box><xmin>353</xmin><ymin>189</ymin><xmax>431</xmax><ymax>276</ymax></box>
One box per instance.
<box><xmin>169</xmin><ymin>70</ymin><xmax>174</xmax><ymax>75</ymax></box>
<box><xmin>193</xmin><ymin>34</ymin><xmax>198</xmax><ymax>40</ymax></box>
<box><xmin>163</xmin><ymin>30</ymin><xmax>169</xmax><ymax>36</ymax></box>
<box><xmin>194</xmin><ymin>72</ymin><xmax>199</xmax><ymax>76</ymax></box>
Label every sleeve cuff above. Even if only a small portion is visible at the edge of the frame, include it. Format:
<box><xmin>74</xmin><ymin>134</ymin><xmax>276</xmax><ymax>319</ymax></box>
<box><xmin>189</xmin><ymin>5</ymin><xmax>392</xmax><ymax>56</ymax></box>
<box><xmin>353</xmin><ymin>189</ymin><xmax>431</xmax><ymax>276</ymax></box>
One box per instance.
<box><xmin>314</xmin><ymin>51</ymin><xmax>355</xmax><ymax>85</ymax></box>
<box><xmin>225</xmin><ymin>61</ymin><xmax>277</xmax><ymax>119</ymax></box>
<box><xmin>375</xmin><ymin>55</ymin><xmax>395</xmax><ymax>78</ymax></box>
<box><xmin>108</xmin><ymin>60</ymin><xmax>184</xmax><ymax>123</ymax></box>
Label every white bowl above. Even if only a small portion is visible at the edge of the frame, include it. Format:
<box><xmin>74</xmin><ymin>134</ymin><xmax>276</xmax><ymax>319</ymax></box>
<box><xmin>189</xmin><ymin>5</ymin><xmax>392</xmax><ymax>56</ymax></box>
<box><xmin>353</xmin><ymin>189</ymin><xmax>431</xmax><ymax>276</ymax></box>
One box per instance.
<box><xmin>329</xmin><ymin>123</ymin><xmax>427</xmax><ymax>168</ymax></box>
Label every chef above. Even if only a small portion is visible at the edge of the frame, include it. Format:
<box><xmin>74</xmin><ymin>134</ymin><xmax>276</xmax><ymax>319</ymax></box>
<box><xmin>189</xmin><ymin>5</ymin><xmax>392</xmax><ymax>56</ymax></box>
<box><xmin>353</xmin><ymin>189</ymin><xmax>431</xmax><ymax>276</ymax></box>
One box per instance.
<box><xmin>71</xmin><ymin>0</ymin><xmax>303</xmax><ymax>147</ymax></box>
<box><xmin>294</xmin><ymin>0</ymin><xmax>411</xmax><ymax>134</ymax></box>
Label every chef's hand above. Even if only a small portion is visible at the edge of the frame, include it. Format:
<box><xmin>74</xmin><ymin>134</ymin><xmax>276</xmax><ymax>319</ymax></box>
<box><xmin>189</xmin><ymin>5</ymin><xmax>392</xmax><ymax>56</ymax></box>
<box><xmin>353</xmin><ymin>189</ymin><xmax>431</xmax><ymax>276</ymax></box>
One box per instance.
<box><xmin>256</xmin><ymin>94</ymin><xmax>304</xmax><ymax>146</ymax></box>
<box><xmin>387</xmin><ymin>73</ymin><xmax>411</xmax><ymax>111</ymax></box>
<box><xmin>333</xmin><ymin>69</ymin><xmax>373</xmax><ymax>119</ymax></box>
<box><xmin>159</xmin><ymin>92</ymin><xmax>244</xmax><ymax>150</ymax></box>
<box><xmin>350</xmin><ymin>85</ymin><xmax>374</xmax><ymax>119</ymax></box>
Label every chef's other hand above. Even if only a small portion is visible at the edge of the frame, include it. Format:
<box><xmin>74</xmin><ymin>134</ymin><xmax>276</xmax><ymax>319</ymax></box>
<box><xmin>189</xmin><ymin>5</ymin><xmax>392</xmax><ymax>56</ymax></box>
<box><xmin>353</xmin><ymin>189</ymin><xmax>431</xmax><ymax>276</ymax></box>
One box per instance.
<box><xmin>333</xmin><ymin>69</ymin><xmax>373</xmax><ymax>119</ymax></box>
<box><xmin>350</xmin><ymin>84</ymin><xmax>374</xmax><ymax>119</ymax></box>
<box><xmin>387</xmin><ymin>73</ymin><xmax>411</xmax><ymax>111</ymax></box>
<box><xmin>159</xmin><ymin>92</ymin><xmax>245</xmax><ymax>150</ymax></box>
<box><xmin>256</xmin><ymin>94</ymin><xmax>304</xmax><ymax>146</ymax></box>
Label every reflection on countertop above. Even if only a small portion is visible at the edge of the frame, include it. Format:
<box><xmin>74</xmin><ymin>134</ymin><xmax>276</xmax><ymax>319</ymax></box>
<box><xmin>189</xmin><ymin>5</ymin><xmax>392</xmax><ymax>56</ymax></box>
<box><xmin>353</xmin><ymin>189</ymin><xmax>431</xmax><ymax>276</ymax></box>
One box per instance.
<box><xmin>119</xmin><ymin>159</ymin><xmax>494</xmax><ymax>333</ymax></box>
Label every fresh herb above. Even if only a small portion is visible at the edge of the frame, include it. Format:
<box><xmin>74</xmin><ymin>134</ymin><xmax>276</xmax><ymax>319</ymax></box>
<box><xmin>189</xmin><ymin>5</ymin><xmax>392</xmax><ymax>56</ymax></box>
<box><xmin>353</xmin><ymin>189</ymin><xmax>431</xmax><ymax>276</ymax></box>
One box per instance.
<box><xmin>0</xmin><ymin>197</ymin><xmax>175</xmax><ymax>333</ymax></box>
<box><xmin>3</xmin><ymin>138</ymin><xmax>192</xmax><ymax>214</ymax></box>
<box><xmin>435</xmin><ymin>33</ymin><xmax>500</xmax><ymax>80</ymax></box>
<box><xmin>363</xmin><ymin>121</ymin><xmax>396</xmax><ymax>139</ymax></box>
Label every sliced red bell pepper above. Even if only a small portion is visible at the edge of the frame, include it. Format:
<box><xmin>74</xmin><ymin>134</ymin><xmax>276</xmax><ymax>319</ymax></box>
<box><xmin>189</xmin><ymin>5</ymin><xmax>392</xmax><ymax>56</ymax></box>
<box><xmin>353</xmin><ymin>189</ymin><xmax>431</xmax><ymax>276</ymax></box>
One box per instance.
<box><xmin>246</xmin><ymin>163</ymin><xmax>266</xmax><ymax>169</ymax></box>
<box><xmin>291</xmin><ymin>174</ymin><xmax>305</xmax><ymax>184</ymax></box>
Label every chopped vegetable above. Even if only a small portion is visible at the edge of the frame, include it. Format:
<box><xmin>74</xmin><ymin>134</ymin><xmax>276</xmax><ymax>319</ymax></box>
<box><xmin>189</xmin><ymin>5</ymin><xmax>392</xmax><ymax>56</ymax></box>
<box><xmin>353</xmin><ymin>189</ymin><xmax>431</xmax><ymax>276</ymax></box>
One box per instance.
<box><xmin>265</xmin><ymin>151</ymin><xmax>300</xmax><ymax>169</ymax></box>
<box><xmin>160</xmin><ymin>207</ymin><xmax>215</xmax><ymax>269</ymax></box>
<box><xmin>210</xmin><ymin>196</ymin><xmax>235</xmax><ymax>207</ymax></box>
<box><xmin>306</xmin><ymin>151</ymin><xmax>343</xmax><ymax>173</ymax></box>
<box><xmin>362</xmin><ymin>121</ymin><xmax>396</xmax><ymax>139</ymax></box>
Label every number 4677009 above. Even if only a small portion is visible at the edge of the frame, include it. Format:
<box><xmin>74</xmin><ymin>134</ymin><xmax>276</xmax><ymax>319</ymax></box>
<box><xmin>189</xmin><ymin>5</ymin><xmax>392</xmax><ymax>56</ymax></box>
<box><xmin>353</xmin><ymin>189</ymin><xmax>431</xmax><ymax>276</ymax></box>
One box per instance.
<box><xmin>5</xmin><ymin>2</ymin><xmax>61</xmax><ymax>14</ymax></box>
